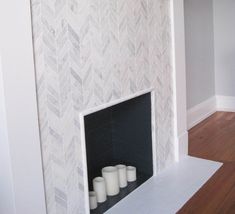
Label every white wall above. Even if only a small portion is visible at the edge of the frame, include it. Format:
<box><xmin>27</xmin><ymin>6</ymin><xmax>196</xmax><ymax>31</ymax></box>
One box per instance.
<box><xmin>185</xmin><ymin>0</ymin><xmax>235</xmax><ymax>128</ymax></box>
<box><xmin>0</xmin><ymin>55</ymin><xmax>16</xmax><ymax>214</ymax></box>
<box><xmin>214</xmin><ymin>0</ymin><xmax>235</xmax><ymax>97</ymax></box>
<box><xmin>172</xmin><ymin>0</ymin><xmax>188</xmax><ymax>158</ymax></box>
<box><xmin>0</xmin><ymin>0</ymin><xmax>46</xmax><ymax>213</ymax></box>
<box><xmin>184</xmin><ymin>0</ymin><xmax>215</xmax><ymax>109</ymax></box>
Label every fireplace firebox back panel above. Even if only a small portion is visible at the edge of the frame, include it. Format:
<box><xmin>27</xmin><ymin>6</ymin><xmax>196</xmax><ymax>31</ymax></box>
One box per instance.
<box><xmin>84</xmin><ymin>93</ymin><xmax>153</xmax><ymax>213</ymax></box>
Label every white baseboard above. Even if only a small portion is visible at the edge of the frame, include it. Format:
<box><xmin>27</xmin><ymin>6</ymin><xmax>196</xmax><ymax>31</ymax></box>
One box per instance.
<box><xmin>187</xmin><ymin>96</ymin><xmax>216</xmax><ymax>130</ymax></box>
<box><xmin>216</xmin><ymin>95</ymin><xmax>235</xmax><ymax>112</ymax></box>
<box><xmin>178</xmin><ymin>131</ymin><xmax>188</xmax><ymax>159</ymax></box>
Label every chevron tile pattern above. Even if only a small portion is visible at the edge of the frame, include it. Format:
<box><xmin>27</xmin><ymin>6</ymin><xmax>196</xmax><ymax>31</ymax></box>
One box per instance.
<box><xmin>31</xmin><ymin>0</ymin><xmax>174</xmax><ymax>213</ymax></box>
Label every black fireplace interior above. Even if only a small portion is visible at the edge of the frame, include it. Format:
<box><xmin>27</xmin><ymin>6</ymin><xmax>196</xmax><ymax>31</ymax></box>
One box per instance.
<box><xmin>84</xmin><ymin>93</ymin><xmax>153</xmax><ymax>213</ymax></box>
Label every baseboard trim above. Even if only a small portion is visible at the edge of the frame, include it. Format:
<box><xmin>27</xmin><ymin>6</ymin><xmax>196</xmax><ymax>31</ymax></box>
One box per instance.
<box><xmin>216</xmin><ymin>95</ymin><xmax>235</xmax><ymax>112</ymax></box>
<box><xmin>178</xmin><ymin>131</ymin><xmax>188</xmax><ymax>159</ymax></box>
<box><xmin>187</xmin><ymin>97</ymin><xmax>216</xmax><ymax>130</ymax></box>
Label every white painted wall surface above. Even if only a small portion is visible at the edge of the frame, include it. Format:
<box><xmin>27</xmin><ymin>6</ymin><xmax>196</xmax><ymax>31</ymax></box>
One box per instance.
<box><xmin>0</xmin><ymin>0</ymin><xmax>47</xmax><ymax>213</ymax></box>
<box><xmin>214</xmin><ymin>0</ymin><xmax>235</xmax><ymax>97</ymax></box>
<box><xmin>0</xmin><ymin>55</ymin><xmax>16</xmax><ymax>214</ymax></box>
<box><xmin>184</xmin><ymin>0</ymin><xmax>215</xmax><ymax>109</ymax></box>
<box><xmin>172</xmin><ymin>0</ymin><xmax>188</xmax><ymax>158</ymax></box>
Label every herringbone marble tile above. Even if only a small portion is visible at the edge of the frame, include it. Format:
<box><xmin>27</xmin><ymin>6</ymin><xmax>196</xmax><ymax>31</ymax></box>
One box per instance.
<box><xmin>31</xmin><ymin>0</ymin><xmax>175</xmax><ymax>213</ymax></box>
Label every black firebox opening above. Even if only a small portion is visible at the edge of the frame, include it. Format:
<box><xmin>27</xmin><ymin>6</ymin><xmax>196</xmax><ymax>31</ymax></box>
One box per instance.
<box><xmin>84</xmin><ymin>93</ymin><xmax>153</xmax><ymax>213</ymax></box>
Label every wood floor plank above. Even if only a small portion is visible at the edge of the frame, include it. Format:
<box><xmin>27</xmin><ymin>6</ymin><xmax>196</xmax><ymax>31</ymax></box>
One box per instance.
<box><xmin>217</xmin><ymin>184</ymin><xmax>235</xmax><ymax>214</ymax></box>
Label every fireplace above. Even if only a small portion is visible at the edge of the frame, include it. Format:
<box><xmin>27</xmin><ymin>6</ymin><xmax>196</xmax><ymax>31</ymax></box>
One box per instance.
<box><xmin>80</xmin><ymin>90</ymin><xmax>156</xmax><ymax>213</ymax></box>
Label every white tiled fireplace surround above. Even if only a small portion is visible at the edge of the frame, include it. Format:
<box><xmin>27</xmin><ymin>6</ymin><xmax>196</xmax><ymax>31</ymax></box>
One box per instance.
<box><xmin>31</xmin><ymin>0</ymin><xmax>177</xmax><ymax>213</ymax></box>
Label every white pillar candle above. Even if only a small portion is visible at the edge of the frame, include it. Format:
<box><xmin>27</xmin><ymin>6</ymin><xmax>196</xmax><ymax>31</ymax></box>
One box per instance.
<box><xmin>89</xmin><ymin>191</ymin><xmax>97</xmax><ymax>210</ymax></box>
<box><xmin>93</xmin><ymin>177</ymin><xmax>107</xmax><ymax>203</ymax></box>
<box><xmin>127</xmin><ymin>166</ymin><xmax>137</xmax><ymax>182</ymax></box>
<box><xmin>102</xmin><ymin>166</ymin><xmax>120</xmax><ymax>196</ymax></box>
<box><xmin>116</xmin><ymin>164</ymin><xmax>127</xmax><ymax>188</ymax></box>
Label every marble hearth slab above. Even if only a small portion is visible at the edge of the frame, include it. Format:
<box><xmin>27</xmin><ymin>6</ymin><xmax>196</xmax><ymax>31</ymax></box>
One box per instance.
<box><xmin>106</xmin><ymin>156</ymin><xmax>222</xmax><ymax>214</ymax></box>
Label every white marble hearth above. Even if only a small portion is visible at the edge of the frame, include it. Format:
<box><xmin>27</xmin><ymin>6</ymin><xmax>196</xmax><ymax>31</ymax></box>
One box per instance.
<box><xmin>106</xmin><ymin>156</ymin><xmax>222</xmax><ymax>214</ymax></box>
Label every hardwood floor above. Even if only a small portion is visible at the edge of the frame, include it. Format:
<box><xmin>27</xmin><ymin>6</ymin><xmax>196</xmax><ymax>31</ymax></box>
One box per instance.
<box><xmin>177</xmin><ymin>112</ymin><xmax>235</xmax><ymax>214</ymax></box>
